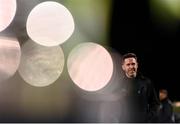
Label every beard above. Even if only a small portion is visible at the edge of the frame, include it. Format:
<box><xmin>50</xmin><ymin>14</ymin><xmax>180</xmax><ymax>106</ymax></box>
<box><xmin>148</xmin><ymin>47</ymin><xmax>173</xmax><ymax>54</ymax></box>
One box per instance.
<box><xmin>126</xmin><ymin>70</ymin><xmax>137</xmax><ymax>78</ymax></box>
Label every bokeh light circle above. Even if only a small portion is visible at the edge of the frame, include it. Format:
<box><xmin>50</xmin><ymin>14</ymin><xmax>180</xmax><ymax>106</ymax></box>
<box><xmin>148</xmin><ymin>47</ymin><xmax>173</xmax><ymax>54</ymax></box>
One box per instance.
<box><xmin>67</xmin><ymin>42</ymin><xmax>113</xmax><ymax>91</ymax></box>
<box><xmin>26</xmin><ymin>1</ymin><xmax>75</xmax><ymax>46</ymax></box>
<box><xmin>0</xmin><ymin>0</ymin><xmax>17</xmax><ymax>32</ymax></box>
<box><xmin>0</xmin><ymin>37</ymin><xmax>21</xmax><ymax>82</ymax></box>
<box><xmin>18</xmin><ymin>40</ymin><xmax>64</xmax><ymax>87</ymax></box>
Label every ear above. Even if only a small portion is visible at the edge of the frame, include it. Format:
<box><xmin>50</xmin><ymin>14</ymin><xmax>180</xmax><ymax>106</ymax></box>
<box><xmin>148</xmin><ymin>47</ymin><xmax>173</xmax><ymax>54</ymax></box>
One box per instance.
<box><xmin>122</xmin><ymin>64</ymin><xmax>125</xmax><ymax>71</ymax></box>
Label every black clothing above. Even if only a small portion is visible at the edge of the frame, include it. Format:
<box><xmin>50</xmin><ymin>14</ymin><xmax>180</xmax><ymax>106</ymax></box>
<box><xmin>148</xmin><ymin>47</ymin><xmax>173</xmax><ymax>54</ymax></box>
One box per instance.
<box><xmin>119</xmin><ymin>74</ymin><xmax>160</xmax><ymax>122</ymax></box>
<box><xmin>158</xmin><ymin>98</ymin><xmax>175</xmax><ymax>123</ymax></box>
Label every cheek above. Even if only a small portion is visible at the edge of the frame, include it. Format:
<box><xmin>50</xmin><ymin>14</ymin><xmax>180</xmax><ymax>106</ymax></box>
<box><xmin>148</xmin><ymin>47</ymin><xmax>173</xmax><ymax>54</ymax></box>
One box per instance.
<box><xmin>135</xmin><ymin>65</ymin><xmax>138</xmax><ymax>69</ymax></box>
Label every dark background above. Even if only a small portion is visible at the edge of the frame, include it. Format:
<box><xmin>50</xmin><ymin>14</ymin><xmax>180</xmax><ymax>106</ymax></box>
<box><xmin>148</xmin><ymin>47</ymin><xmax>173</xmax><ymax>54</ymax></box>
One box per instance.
<box><xmin>110</xmin><ymin>0</ymin><xmax>180</xmax><ymax>101</ymax></box>
<box><xmin>0</xmin><ymin>0</ymin><xmax>180</xmax><ymax>122</ymax></box>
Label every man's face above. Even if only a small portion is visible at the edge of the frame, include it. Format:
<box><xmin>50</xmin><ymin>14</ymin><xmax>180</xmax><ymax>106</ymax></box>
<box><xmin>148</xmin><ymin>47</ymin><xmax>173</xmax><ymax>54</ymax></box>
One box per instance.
<box><xmin>122</xmin><ymin>57</ymin><xmax>138</xmax><ymax>78</ymax></box>
<box><xmin>159</xmin><ymin>92</ymin><xmax>167</xmax><ymax>101</ymax></box>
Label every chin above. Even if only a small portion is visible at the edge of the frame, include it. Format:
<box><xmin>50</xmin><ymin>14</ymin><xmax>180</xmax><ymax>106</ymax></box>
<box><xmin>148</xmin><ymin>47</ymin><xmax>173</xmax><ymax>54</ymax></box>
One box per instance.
<box><xmin>129</xmin><ymin>74</ymin><xmax>136</xmax><ymax>78</ymax></box>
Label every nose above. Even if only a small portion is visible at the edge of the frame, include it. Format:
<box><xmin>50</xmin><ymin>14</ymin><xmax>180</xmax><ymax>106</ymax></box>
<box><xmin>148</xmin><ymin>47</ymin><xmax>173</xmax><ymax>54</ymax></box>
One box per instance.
<box><xmin>129</xmin><ymin>64</ymin><xmax>134</xmax><ymax>68</ymax></box>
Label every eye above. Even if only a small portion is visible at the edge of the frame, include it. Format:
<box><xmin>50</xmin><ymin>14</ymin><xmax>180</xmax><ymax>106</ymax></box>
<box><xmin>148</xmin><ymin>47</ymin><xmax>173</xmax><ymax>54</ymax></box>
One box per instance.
<box><xmin>127</xmin><ymin>63</ymin><xmax>130</xmax><ymax>66</ymax></box>
<box><xmin>132</xmin><ymin>63</ymin><xmax>135</xmax><ymax>66</ymax></box>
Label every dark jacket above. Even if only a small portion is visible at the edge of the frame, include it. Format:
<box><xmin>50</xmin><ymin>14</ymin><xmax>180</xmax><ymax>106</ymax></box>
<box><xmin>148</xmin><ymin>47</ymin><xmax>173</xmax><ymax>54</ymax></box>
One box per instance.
<box><xmin>119</xmin><ymin>74</ymin><xmax>160</xmax><ymax>122</ymax></box>
<box><xmin>158</xmin><ymin>98</ymin><xmax>175</xmax><ymax>123</ymax></box>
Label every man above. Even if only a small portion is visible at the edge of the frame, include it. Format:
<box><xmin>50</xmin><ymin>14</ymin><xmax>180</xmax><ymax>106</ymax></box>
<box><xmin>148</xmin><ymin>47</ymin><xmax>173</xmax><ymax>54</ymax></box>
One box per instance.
<box><xmin>158</xmin><ymin>89</ymin><xmax>175</xmax><ymax>122</ymax></box>
<box><xmin>120</xmin><ymin>52</ymin><xmax>160</xmax><ymax>122</ymax></box>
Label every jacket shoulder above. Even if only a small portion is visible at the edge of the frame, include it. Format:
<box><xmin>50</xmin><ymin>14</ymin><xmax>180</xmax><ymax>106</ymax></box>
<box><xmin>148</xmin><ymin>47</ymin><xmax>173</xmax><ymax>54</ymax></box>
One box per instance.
<box><xmin>138</xmin><ymin>74</ymin><xmax>152</xmax><ymax>84</ymax></box>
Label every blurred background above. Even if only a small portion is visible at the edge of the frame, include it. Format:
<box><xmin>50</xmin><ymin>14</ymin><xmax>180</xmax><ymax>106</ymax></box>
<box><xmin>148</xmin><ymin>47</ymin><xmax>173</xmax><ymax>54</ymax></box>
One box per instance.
<box><xmin>0</xmin><ymin>0</ymin><xmax>180</xmax><ymax>122</ymax></box>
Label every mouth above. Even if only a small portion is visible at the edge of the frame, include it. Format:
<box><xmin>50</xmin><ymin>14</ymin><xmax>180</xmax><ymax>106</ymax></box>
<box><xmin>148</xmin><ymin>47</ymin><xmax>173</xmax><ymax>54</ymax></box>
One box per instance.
<box><xmin>128</xmin><ymin>70</ymin><xmax>136</xmax><ymax>76</ymax></box>
<box><xmin>129</xmin><ymin>70</ymin><xmax>135</xmax><ymax>73</ymax></box>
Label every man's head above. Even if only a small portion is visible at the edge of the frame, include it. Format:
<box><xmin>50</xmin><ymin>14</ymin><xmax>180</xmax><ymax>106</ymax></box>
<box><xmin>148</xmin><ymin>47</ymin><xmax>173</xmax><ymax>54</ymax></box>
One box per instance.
<box><xmin>159</xmin><ymin>89</ymin><xmax>168</xmax><ymax>101</ymax></box>
<box><xmin>122</xmin><ymin>53</ymin><xmax>138</xmax><ymax>78</ymax></box>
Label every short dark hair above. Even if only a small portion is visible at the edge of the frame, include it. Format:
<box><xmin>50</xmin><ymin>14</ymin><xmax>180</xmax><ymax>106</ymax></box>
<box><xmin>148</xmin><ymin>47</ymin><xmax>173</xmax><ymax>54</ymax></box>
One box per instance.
<box><xmin>122</xmin><ymin>53</ymin><xmax>137</xmax><ymax>62</ymax></box>
<box><xmin>159</xmin><ymin>89</ymin><xmax>168</xmax><ymax>95</ymax></box>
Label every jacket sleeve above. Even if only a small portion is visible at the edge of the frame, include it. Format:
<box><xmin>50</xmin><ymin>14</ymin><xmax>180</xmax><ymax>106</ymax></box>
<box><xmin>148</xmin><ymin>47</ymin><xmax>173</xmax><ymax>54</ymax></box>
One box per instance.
<box><xmin>146</xmin><ymin>80</ymin><xmax>160</xmax><ymax>122</ymax></box>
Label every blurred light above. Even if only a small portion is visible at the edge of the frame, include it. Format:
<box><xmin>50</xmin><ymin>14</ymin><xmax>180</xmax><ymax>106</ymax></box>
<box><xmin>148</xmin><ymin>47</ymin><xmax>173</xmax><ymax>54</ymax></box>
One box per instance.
<box><xmin>0</xmin><ymin>0</ymin><xmax>16</xmax><ymax>32</ymax></box>
<box><xmin>163</xmin><ymin>0</ymin><xmax>180</xmax><ymax>18</ymax></box>
<box><xmin>150</xmin><ymin>0</ymin><xmax>180</xmax><ymax>22</ymax></box>
<box><xmin>73</xmin><ymin>50</ymin><xmax>124</xmax><ymax>102</ymax></box>
<box><xmin>18</xmin><ymin>40</ymin><xmax>64</xmax><ymax>87</ymax></box>
<box><xmin>26</xmin><ymin>1</ymin><xmax>74</xmax><ymax>46</ymax></box>
<box><xmin>0</xmin><ymin>36</ymin><xmax>21</xmax><ymax>83</ymax></box>
<box><xmin>65</xmin><ymin>0</ymin><xmax>112</xmax><ymax>45</ymax></box>
<box><xmin>99</xmin><ymin>101</ymin><xmax>122</xmax><ymax>122</ymax></box>
<box><xmin>19</xmin><ymin>85</ymin><xmax>73</xmax><ymax>121</ymax></box>
<box><xmin>67</xmin><ymin>42</ymin><xmax>113</xmax><ymax>92</ymax></box>
<box><xmin>173</xmin><ymin>101</ymin><xmax>180</xmax><ymax>107</ymax></box>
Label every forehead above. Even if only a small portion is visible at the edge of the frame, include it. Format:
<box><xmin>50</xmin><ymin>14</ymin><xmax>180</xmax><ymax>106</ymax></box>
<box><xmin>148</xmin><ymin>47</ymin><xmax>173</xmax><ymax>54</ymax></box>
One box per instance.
<box><xmin>123</xmin><ymin>57</ymin><xmax>137</xmax><ymax>64</ymax></box>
